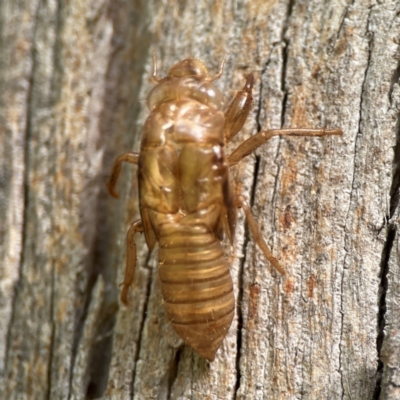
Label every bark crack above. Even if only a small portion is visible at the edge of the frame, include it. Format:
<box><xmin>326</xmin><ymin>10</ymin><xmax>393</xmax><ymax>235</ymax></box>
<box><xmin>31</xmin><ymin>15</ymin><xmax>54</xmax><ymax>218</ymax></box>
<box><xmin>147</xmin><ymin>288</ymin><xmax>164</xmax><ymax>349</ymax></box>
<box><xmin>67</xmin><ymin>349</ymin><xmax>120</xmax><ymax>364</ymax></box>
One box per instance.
<box><xmin>338</xmin><ymin>255</ymin><xmax>345</xmax><ymax>400</ymax></box>
<box><xmin>233</xmin><ymin>1</ymin><xmax>296</xmax><ymax>396</ymax></box>
<box><xmin>46</xmin><ymin>261</ymin><xmax>56</xmax><ymax>400</ymax></box>
<box><xmin>373</xmin><ymin>63</ymin><xmax>400</xmax><ymax>399</ymax></box>
<box><xmin>130</xmin><ymin>254</ymin><xmax>153</xmax><ymax>399</ymax></box>
<box><xmin>336</xmin><ymin>6</ymin><xmax>350</xmax><ymax>41</ymax></box>
<box><xmin>233</xmin><ymin>214</ymin><xmax>247</xmax><ymax>399</ymax></box>
<box><xmin>233</xmin><ymin>45</ymin><xmax>272</xmax><ymax>398</ymax></box>
<box><xmin>166</xmin><ymin>347</ymin><xmax>181</xmax><ymax>400</ymax></box>
<box><xmin>3</xmin><ymin>0</ymin><xmax>41</xmax><ymax>383</ymax></box>
<box><xmin>81</xmin><ymin>3</ymin><xmax>153</xmax><ymax>396</ymax></box>
<box><xmin>373</xmin><ymin>227</ymin><xmax>395</xmax><ymax>399</ymax></box>
<box><xmin>389</xmin><ymin>96</ymin><xmax>400</xmax><ymax>218</ymax></box>
<box><xmin>388</xmin><ymin>55</ymin><xmax>400</xmax><ymax>108</ymax></box>
<box><xmin>280</xmin><ymin>0</ymin><xmax>295</xmax><ymax>127</ymax></box>
<box><xmin>340</xmin><ymin>7</ymin><xmax>374</xmax><ymax>399</ymax></box>
<box><xmin>47</xmin><ymin>0</ymin><xmax>65</xmax><ymax>391</ymax></box>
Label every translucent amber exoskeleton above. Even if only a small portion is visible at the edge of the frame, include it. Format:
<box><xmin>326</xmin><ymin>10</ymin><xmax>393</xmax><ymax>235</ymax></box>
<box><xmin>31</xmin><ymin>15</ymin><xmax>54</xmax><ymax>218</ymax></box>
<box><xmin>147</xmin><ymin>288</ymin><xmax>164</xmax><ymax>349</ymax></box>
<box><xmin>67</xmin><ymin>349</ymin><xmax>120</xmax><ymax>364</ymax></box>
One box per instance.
<box><xmin>107</xmin><ymin>55</ymin><xmax>342</xmax><ymax>361</ymax></box>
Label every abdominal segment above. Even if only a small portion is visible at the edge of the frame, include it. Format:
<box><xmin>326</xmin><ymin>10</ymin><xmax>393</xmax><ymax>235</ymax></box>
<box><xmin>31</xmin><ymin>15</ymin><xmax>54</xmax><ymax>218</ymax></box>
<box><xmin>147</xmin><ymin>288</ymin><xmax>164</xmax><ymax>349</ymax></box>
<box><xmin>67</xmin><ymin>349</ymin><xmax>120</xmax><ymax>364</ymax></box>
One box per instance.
<box><xmin>158</xmin><ymin>231</ymin><xmax>234</xmax><ymax>361</ymax></box>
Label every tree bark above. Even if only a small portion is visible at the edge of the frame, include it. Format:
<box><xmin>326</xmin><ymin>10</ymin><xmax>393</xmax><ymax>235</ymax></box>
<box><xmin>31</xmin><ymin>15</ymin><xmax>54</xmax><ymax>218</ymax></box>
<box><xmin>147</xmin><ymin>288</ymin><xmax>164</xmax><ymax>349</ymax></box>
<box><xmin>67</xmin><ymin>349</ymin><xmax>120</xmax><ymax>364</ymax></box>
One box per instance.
<box><xmin>1</xmin><ymin>0</ymin><xmax>399</xmax><ymax>399</ymax></box>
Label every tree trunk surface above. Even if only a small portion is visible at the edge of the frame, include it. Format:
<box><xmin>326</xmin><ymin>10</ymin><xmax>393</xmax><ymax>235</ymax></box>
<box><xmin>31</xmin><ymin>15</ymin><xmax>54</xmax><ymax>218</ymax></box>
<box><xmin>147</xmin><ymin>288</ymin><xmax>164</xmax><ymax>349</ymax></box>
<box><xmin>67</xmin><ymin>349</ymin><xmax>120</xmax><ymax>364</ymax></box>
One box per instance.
<box><xmin>1</xmin><ymin>1</ymin><xmax>399</xmax><ymax>399</ymax></box>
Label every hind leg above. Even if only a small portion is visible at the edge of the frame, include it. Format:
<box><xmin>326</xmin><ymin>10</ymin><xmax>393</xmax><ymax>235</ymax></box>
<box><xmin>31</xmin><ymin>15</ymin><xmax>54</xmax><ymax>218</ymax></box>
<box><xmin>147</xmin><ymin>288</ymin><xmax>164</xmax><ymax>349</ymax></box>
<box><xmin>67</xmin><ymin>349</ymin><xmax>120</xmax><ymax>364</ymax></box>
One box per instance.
<box><xmin>235</xmin><ymin>196</ymin><xmax>285</xmax><ymax>276</ymax></box>
<box><xmin>120</xmin><ymin>219</ymin><xmax>143</xmax><ymax>304</ymax></box>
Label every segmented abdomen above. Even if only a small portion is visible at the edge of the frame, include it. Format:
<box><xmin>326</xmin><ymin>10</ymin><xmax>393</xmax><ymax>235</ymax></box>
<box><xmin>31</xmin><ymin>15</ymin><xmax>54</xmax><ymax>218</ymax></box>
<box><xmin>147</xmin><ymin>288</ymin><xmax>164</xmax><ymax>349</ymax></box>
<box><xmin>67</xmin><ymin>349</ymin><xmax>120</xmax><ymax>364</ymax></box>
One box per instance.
<box><xmin>158</xmin><ymin>231</ymin><xmax>234</xmax><ymax>361</ymax></box>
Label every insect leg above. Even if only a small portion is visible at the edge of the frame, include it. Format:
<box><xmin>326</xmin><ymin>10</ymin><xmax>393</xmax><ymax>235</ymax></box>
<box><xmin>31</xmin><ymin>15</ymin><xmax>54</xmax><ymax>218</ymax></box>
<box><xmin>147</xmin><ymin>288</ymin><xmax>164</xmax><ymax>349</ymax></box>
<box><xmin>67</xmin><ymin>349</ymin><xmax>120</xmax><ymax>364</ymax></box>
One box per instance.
<box><xmin>235</xmin><ymin>196</ymin><xmax>286</xmax><ymax>276</ymax></box>
<box><xmin>224</xmin><ymin>73</ymin><xmax>254</xmax><ymax>142</ymax></box>
<box><xmin>120</xmin><ymin>219</ymin><xmax>143</xmax><ymax>305</ymax></box>
<box><xmin>107</xmin><ymin>152</ymin><xmax>139</xmax><ymax>198</ymax></box>
<box><xmin>228</xmin><ymin>128</ymin><xmax>343</xmax><ymax>167</ymax></box>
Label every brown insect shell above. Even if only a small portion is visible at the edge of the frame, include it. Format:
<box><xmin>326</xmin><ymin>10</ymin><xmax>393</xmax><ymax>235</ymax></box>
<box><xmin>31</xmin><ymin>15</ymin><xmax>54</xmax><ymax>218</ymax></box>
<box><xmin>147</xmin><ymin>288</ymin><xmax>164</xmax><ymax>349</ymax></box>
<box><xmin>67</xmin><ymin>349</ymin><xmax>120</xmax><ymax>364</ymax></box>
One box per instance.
<box><xmin>142</xmin><ymin>77</ymin><xmax>226</xmax><ymax>150</ymax></box>
<box><xmin>138</xmin><ymin>61</ymin><xmax>236</xmax><ymax>361</ymax></box>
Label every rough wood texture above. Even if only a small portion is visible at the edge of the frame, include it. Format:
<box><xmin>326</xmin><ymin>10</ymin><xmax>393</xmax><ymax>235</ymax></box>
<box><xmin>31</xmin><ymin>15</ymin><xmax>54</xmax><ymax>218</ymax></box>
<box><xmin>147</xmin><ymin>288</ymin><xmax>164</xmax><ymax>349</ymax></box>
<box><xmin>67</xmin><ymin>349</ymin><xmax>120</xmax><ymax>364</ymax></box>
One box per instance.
<box><xmin>1</xmin><ymin>0</ymin><xmax>399</xmax><ymax>399</ymax></box>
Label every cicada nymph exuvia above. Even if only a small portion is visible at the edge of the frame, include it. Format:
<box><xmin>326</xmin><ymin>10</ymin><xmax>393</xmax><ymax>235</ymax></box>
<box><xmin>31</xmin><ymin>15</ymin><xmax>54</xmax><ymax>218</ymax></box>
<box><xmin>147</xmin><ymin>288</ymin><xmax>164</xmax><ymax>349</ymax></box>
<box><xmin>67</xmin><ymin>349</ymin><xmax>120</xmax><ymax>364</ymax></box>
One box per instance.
<box><xmin>107</xmin><ymin>54</ymin><xmax>342</xmax><ymax>361</ymax></box>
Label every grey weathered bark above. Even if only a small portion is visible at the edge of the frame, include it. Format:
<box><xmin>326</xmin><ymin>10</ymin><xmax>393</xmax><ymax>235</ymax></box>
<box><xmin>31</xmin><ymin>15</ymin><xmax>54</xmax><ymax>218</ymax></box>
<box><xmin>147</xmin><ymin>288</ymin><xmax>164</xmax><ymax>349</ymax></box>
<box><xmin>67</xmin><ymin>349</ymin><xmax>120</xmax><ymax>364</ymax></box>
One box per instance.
<box><xmin>1</xmin><ymin>0</ymin><xmax>399</xmax><ymax>399</ymax></box>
